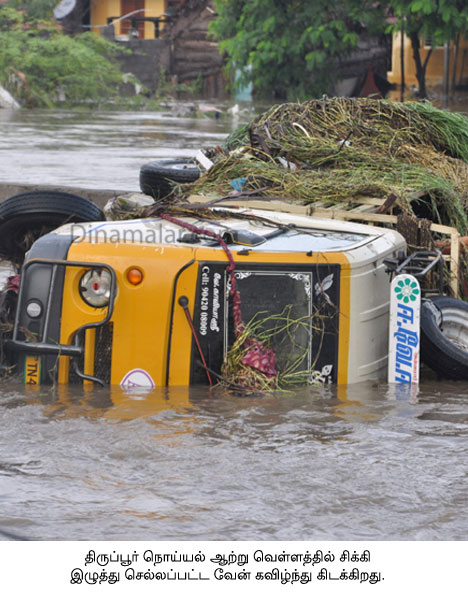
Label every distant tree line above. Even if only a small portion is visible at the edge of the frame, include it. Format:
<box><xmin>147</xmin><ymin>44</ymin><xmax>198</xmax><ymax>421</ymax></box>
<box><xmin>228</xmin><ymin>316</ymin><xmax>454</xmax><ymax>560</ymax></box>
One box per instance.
<box><xmin>2</xmin><ymin>0</ymin><xmax>467</xmax><ymax>106</ymax></box>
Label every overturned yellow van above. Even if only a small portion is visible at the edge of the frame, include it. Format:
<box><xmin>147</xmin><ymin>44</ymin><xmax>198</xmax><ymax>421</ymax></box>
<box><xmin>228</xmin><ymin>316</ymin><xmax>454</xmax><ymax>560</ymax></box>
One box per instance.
<box><xmin>6</xmin><ymin>207</ymin><xmax>405</xmax><ymax>388</ymax></box>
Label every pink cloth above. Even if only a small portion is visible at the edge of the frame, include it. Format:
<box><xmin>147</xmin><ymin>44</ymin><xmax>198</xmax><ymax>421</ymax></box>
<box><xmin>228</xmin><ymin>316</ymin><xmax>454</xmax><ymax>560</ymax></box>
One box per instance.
<box><xmin>6</xmin><ymin>274</ymin><xmax>20</xmax><ymax>292</ymax></box>
<box><xmin>241</xmin><ymin>339</ymin><xmax>277</xmax><ymax>377</ymax></box>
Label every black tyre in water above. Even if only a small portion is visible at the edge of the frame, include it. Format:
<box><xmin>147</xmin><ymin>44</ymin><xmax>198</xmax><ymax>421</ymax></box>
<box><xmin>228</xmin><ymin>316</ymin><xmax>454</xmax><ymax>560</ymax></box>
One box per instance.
<box><xmin>0</xmin><ymin>190</ymin><xmax>104</xmax><ymax>263</ymax></box>
<box><xmin>139</xmin><ymin>159</ymin><xmax>201</xmax><ymax>199</ymax></box>
<box><xmin>420</xmin><ymin>295</ymin><xmax>468</xmax><ymax>379</ymax></box>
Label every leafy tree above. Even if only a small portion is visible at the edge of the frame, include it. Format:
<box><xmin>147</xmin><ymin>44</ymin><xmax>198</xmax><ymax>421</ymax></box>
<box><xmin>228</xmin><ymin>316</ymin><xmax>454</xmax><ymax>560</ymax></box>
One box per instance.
<box><xmin>0</xmin><ymin>5</ymin><xmax>136</xmax><ymax>108</ymax></box>
<box><xmin>211</xmin><ymin>0</ymin><xmax>468</xmax><ymax>100</ymax></box>
<box><xmin>210</xmin><ymin>0</ymin><xmax>381</xmax><ymax>100</ymax></box>
<box><xmin>210</xmin><ymin>0</ymin><xmax>394</xmax><ymax>99</ymax></box>
<box><xmin>386</xmin><ymin>0</ymin><xmax>468</xmax><ymax>98</ymax></box>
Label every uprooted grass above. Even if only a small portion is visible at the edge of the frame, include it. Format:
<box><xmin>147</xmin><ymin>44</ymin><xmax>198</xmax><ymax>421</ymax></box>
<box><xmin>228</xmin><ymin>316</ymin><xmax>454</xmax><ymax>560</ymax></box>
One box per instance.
<box><xmin>186</xmin><ymin>97</ymin><xmax>468</xmax><ymax>233</ymax></box>
<box><xmin>220</xmin><ymin>306</ymin><xmax>330</xmax><ymax>393</ymax></box>
<box><xmin>248</xmin><ymin>97</ymin><xmax>468</xmax><ymax>162</ymax></box>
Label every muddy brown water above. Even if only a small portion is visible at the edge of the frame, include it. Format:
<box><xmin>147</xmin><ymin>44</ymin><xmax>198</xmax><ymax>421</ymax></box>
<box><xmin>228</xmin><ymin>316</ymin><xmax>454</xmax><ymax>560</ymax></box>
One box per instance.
<box><xmin>0</xmin><ymin>102</ymin><xmax>468</xmax><ymax>541</ymax></box>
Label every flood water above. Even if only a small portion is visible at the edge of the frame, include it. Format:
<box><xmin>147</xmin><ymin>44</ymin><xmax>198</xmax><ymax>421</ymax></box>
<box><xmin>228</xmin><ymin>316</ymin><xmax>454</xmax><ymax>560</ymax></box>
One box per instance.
<box><xmin>0</xmin><ymin>102</ymin><xmax>468</xmax><ymax>542</ymax></box>
<box><xmin>0</xmin><ymin>103</ymin><xmax>249</xmax><ymax>191</ymax></box>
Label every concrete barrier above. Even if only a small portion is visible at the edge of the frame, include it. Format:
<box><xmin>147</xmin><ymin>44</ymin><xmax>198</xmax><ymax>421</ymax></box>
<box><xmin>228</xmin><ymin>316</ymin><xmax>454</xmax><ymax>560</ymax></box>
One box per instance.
<box><xmin>0</xmin><ymin>183</ymin><xmax>134</xmax><ymax>209</ymax></box>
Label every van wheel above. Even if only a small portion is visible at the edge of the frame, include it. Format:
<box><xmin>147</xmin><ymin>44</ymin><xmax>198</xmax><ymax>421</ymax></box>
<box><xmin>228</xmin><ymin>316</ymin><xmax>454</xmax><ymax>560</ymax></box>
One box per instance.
<box><xmin>420</xmin><ymin>295</ymin><xmax>468</xmax><ymax>379</ymax></box>
<box><xmin>0</xmin><ymin>190</ymin><xmax>104</xmax><ymax>264</ymax></box>
<box><xmin>139</xmin><ymin>159</ymin><xmax>201</xmax><ymax>198</ymax></box>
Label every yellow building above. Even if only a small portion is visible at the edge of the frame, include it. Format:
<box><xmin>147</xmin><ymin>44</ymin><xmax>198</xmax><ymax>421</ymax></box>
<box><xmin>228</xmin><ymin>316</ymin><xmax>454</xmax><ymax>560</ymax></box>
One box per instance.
<box><xmin>387</xmin><ymin>33</ymin><xmax>468</xmax><ymax>89</ymax></box>
<box><xmin>90</xmin><ymin>0</ymin><xmax>168</xmax><ymax>39</ymax></box>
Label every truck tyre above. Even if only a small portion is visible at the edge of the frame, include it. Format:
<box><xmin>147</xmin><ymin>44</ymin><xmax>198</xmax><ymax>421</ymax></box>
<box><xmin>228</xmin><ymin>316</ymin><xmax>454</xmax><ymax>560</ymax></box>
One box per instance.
<box><xmin>139</xmin><ymin>159</ymin><xmax>201</xmax><ymax>198</ymax></box>
<box><xmin>0</xmin><ymin>190</ymin><xmax>104</xmax><ymax>264</ymax></box>
<box><xmin>420</xmin><ymin>295</ymin><xmax>468</xmax><ymax>379</ymax></box>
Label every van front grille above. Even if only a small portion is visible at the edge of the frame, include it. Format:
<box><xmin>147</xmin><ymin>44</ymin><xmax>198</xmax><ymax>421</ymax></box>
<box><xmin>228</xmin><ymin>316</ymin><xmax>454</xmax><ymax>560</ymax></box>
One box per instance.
<box><xmin>94</xmin><ymin>322</ymin><xmax>113</xmax><ymax>384</ymax></box>
<box><xmin>68</xmin><ymin>322</ymin><xmax>113</xmax><ymax>385</ymax></box>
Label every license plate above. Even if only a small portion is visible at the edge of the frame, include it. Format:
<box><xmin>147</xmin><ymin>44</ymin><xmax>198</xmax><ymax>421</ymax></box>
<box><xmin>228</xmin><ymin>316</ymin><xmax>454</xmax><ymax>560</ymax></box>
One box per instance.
<box><xmin>24</xmin><ymin>356</ymin><xmax>41</xmax><ymax>385</ymax></box>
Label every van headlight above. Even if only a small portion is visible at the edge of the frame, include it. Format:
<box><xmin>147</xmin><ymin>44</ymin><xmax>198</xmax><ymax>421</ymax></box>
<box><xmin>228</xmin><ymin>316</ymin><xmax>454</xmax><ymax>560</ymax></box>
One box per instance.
<box><xmin>79</xmin><ymin>269</ymin><xmax>112</xmax><ymax>307</ymax></box>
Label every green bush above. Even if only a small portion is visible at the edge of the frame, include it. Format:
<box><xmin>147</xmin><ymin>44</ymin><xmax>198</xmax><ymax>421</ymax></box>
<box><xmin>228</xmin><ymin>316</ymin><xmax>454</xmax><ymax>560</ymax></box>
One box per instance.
<box><xmin>0</xmin><ymin>6</ymin><xmax>138</xmax><ymax>108</ymax></box>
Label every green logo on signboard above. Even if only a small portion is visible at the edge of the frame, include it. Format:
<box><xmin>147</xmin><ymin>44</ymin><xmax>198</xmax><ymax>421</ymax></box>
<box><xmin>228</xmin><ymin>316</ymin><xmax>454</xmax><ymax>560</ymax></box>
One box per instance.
<box><xmin>395</xmin><ymin>278</ymin><xmax>420</xmax><ymax>304</ymax></box>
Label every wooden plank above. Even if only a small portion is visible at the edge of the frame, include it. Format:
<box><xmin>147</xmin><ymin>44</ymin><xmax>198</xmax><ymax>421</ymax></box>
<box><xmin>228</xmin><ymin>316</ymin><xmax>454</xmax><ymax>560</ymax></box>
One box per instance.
<box><xmin>308</xmin><ymin>208</ymin><xmax>398</xmax><ymax>224</ymax></box>
<box><xmin>206</xmin><ymin>198</ymin><xmax>311</xmax><ymax>215</ymax></box>
<box><xmin>450</xmin><ymin>229</ymin><xmax>460</xmax><ymax>296</ymax></box>
<box><xmin>347</xmin><ymin>197</ymin><xmax>384</xmax><ymax>207</ymax></box>
<box><xmin>430</xmin><ymin>223</ymin><xmax>459</xmax><ymax>235</ymax></box>
<box><xmin>352</xmin><ymin>204</ymin><xmax>382</xmax><ymax>213</ymax></box>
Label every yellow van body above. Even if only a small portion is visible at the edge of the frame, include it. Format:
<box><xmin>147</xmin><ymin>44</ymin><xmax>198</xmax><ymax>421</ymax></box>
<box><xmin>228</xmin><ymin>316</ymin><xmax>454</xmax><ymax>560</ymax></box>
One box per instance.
<box><xmin>9</xmin><ymin>209</ymin><xmax>406</xmax><ymax>388</ymax></box>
